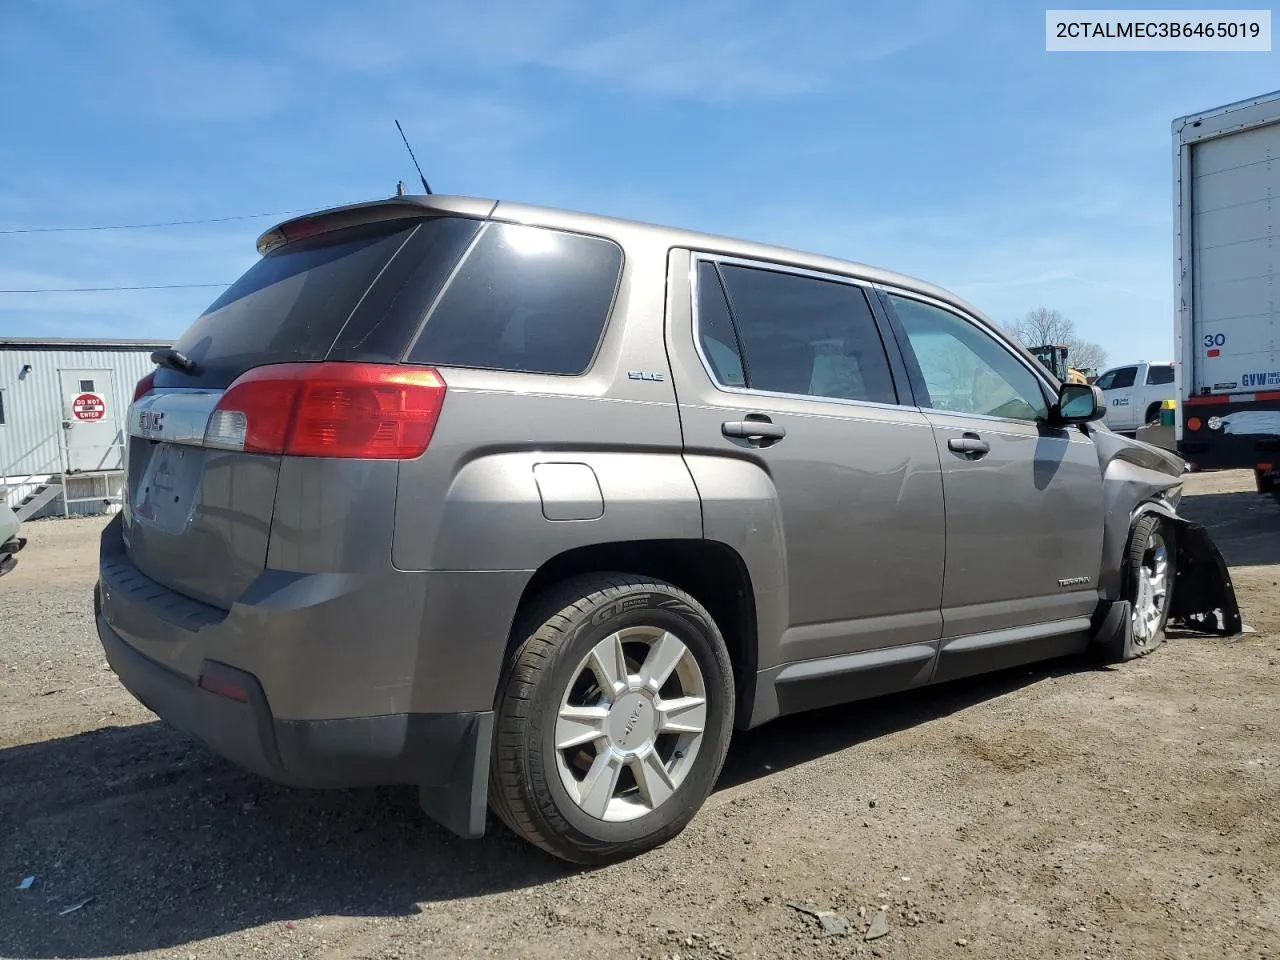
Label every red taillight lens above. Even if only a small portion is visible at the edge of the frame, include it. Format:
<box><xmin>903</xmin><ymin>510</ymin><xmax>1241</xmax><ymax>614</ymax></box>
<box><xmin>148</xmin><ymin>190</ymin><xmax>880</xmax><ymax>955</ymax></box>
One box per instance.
<box><xmin>206</xmin><ymin>363</ymin><xmax>447</xmax><ymax>459</ymax></box>
<box><xmin>133</xmin><ymin>371</ymin><xmax>156</xmax><ymax>403</ymax></box>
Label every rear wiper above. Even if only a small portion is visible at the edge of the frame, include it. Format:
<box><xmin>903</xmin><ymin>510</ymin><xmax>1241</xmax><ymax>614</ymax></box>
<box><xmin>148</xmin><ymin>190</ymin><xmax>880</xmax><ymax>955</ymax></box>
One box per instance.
<box><xmin>150</xmin><ymin>348</ymin><xmax>202</xmax><ymax>376</ymax></box>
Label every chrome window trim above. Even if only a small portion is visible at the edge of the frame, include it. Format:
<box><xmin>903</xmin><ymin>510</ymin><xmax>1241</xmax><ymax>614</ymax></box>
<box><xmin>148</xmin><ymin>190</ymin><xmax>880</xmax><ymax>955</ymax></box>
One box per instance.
<box><xmin>687</xmin><ymin>252</ymin><xmax>910</xmax><ymax>415</ymax></box>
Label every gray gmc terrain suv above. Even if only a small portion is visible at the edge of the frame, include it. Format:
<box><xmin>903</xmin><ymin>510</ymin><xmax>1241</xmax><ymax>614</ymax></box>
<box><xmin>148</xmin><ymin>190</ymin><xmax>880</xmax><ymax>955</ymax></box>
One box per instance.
<box><xmin>97</xmin><ymin>194</ymin><xmax>1241</xmax><ymax>864</ymax></box>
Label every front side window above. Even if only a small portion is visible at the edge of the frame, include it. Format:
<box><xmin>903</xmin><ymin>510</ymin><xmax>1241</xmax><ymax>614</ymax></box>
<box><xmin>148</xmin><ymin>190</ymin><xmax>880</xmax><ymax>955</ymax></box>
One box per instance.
<box><xmin>697</xmin><ymin>261</ymin><xmax>897</xmax><ymax>404</ymax></box>
<box><xmin>888</xmin><ymin>295</ymin><xmax>1049</xmax><ymax>422</ymax></box>
<box><xmin>409</xmin><ymin>223</ymin><xmax>623</xmax><ymax>376</ymax></box>
<box><xmin>1095</xmin><ymin>366</ymin><xmax>1137</xmax><ymax>390</ymax></box>
<box><xmin>1146</xmin><ymin>364</ymin><xmax>1175</xmax><ymax>386</ymax></box>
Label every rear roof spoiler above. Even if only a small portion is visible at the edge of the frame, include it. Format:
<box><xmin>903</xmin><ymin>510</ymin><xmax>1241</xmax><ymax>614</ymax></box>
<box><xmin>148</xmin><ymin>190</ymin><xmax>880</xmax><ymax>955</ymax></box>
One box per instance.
<box><xmin>256</xmin><ymin>196</ymin><xmax>498</xmax><ymax>255</ymax></box>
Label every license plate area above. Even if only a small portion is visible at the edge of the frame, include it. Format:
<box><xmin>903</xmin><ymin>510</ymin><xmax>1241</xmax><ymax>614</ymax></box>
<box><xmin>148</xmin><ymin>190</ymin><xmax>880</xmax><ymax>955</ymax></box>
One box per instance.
<box><xmin>131</xmin><ymin>442</ymin><xmax>205</xmax><ymax>534</ymax></box>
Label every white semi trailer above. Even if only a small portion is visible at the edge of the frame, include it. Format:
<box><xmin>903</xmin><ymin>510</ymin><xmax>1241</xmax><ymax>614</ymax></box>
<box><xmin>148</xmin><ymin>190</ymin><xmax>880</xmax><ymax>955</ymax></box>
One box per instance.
<box><xmin>1173</xmin><ymin>90</ymin><xmax>1280</xmax><ymax>500</ymax></box>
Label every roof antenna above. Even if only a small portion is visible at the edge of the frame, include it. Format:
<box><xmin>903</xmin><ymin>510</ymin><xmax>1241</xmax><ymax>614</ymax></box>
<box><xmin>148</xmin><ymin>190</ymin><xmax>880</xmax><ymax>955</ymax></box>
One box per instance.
<box><xmin>394</xmin><ymin>119</ymin><xmax>432</xmax><ymax>195</ymax></box>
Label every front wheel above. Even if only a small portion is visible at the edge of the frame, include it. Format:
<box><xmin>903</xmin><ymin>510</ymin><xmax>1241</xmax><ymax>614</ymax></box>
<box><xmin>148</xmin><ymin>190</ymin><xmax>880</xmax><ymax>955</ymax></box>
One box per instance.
<box><xmin>1126</xmin><ymin>514</ymin><xmax>1177</xmax><ymax>657</ymax></box>
<box><xmin>489</xmin><ymin>574</ymin><xmax>735</xmax><ymax>864</ymax></box>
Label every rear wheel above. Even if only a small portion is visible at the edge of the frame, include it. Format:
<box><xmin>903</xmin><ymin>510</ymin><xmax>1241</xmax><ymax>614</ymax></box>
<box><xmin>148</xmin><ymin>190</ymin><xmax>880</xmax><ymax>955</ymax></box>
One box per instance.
<box><xmin>489</xmin><ymin>574</ymin><xmax>734</xmax><ymax>864</ymax></box>
<box><xmin>1126</xmin><ymin>514</ymin><xmax>1176</xmax><ymax>657</ymax></box>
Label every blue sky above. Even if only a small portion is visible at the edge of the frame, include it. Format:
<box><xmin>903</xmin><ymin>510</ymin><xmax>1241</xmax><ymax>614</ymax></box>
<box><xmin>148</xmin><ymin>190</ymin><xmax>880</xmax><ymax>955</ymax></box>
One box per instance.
<box><xmin>1</xmin><ymin>0</ymin><xmax>1276</xmax><ymax>368</ymax></box>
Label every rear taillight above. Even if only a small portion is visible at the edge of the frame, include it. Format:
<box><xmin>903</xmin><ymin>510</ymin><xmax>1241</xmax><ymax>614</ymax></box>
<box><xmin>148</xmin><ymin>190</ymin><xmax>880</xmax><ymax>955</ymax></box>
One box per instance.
<box><xmin>133</xmin><ymin>371</ymin><xmax>156</xmax><ymax>403</ymax></box>
<box><xmin>204</xmin><ymin>363</ymin><xmax>447</xmax><ymax>459</ymax></box>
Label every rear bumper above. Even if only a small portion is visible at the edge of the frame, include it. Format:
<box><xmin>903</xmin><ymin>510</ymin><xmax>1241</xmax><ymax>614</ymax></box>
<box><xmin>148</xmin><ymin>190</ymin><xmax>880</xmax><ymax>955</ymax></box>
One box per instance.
<box><xmin>97</xmin><ymin>598</ymin><xmax>493</xmax><ymax>837</ymax></box>
<box><xmin>94</xmin><ymin>513</ymin><xmax>529</xmax><ymax>838</ymax></box>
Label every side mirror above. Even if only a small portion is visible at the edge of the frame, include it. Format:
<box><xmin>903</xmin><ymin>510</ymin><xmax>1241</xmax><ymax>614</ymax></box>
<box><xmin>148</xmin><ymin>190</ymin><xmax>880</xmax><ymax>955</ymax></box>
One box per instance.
<box><xmin>1054</xmin><ymin>382</ymin><xmax>1105</xmax><ymax>425</ymax></box>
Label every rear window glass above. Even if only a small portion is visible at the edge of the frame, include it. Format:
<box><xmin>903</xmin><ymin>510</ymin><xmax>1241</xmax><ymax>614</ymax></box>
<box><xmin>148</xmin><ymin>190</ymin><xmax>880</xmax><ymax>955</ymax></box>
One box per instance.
<box><xmin>326</xmin><ymin>217</ymin><xmax>481</xmax><ymax>363</ymax></box>
<box><xmin>696</xmin><ymin>262</ymin><xmax>746</xmax><ymax>387</ymax></box>
<box><xmin>158</xmin><ymin>221</ymin><xmax>418</xmax><ymax>389</ymax></box>
<box><xmin>407</xmin><ymin>223</ymin><xmax>623</xmax><ymax>376</ymax></box>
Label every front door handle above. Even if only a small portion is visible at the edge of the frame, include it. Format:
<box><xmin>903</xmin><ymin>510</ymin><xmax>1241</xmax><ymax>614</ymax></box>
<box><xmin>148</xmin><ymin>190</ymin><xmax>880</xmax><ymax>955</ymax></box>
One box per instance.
<box><xmin>722</xmin><ymin>418</ymin><xmax>787</xmax><ymax>444</ymax></box>
<box><xmin>947</xmin><ymin>434</ymin><xmax>990</xmax><ymax>458</ymax></box>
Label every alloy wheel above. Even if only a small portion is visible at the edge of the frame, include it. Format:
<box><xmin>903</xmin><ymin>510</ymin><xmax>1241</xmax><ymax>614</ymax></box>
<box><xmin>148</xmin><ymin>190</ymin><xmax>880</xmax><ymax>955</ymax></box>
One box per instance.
<box><xmin>554</xmin><ymin>625</ymin><xmax>707</xmax><ymax>822</ymax></box>
<box><xmin>1131</xmin><ymin>529</ymin><xmax>1171</xmax><ymax>647</ymax></box>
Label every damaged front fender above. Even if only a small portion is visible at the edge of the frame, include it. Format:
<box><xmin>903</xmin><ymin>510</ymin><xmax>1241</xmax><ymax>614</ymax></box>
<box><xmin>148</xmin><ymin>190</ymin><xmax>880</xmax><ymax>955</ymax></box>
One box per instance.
<box><xmin>1167</xmin><ymin>519</ymin><xmax>1243</xmax><ymax>636</ymax></box>
<box><xmin>1090</xmin><ymin>428</ymin><xmax>1242</xmax><ymax>639</ymax></box>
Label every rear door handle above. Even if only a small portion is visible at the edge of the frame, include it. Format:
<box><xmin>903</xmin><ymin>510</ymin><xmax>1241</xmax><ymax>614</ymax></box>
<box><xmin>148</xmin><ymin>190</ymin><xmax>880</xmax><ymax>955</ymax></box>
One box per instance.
<box><xmin>722</xmin><ymin>419</ymin><xmax>787</xmax><ymax>443</ymax></box>
<box><xmin>947</xmin><ymin>434</ymin><xmax>990</xmax><ymax>457</ymax></box>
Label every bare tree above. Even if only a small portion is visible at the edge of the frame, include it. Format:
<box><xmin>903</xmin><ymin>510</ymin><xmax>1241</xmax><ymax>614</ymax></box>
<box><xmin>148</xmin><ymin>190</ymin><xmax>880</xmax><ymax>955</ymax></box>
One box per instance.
<box><xmin>1008</xmin><ymin>306</ymin><xmax>1108</xmax><ymax>374</ymax></box>
<box><xmin>1063</xmin><ymin>339</ymin><xmax>1107</xmax><ymax>374</ymax></box>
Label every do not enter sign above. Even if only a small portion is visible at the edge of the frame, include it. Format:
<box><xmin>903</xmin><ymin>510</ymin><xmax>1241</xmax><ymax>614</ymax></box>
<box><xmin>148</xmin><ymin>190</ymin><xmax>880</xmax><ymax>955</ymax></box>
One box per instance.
<box><xmin>72</xmin><ymin>392</ymin><xmax>107</xmax><ymax>421</ymax></box>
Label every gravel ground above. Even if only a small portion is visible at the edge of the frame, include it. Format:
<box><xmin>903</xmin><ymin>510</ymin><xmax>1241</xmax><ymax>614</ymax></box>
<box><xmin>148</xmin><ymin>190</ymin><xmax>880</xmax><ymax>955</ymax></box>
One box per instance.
<box><xmin>2</xmin><ymin>470</ymin><xmax>1278</xmax><ymax>960</ymax></box>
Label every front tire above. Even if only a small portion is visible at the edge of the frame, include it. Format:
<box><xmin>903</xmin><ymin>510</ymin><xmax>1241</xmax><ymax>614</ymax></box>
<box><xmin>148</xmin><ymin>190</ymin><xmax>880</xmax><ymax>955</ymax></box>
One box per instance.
<box><xmin>489</xmin><ymin>574</ymin><xmax>735</xmax><ymax>864</ymax></box>
<box><xmin>1125</xmin><ymin>514</ymin><xmax>1176</xmax><ymax>658</ymax></box>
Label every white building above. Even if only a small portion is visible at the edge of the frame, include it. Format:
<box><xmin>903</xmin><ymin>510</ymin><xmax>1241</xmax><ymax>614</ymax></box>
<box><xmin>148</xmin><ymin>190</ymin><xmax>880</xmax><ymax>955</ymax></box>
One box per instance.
<box><xmin>0</xmin><ymin>338</ymin><xmax>168</xmax><ymax>519</ymax></box>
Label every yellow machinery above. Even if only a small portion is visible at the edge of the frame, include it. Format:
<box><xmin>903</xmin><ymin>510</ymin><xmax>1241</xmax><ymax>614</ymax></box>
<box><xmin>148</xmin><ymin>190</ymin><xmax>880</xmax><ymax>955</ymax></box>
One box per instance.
<box><xmin>1029</xmin><ymin>344</ymin><xmax>1088</xmax><ymax>384</ymax></box>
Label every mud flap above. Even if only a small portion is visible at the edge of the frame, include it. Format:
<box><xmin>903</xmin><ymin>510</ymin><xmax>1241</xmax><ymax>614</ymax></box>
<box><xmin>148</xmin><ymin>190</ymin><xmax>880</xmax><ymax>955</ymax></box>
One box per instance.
<box><xmin>1090</xmin><ymin>598</ymin><xmax>1134</xmax><ymax>662</ymax></box>
<box><xmin>1167</xmin><ymin>520</ymin><xmax>1242</xmax><ymax>636</ymax></box>
<box><xmin>417</xmin><ymin>711</ymin><xmax>493</xmax><ymax>839</ymax></box>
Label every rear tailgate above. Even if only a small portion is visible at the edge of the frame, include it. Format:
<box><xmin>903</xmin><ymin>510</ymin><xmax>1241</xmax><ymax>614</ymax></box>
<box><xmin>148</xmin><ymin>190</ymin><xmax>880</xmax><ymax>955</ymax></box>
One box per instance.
<box><xmin>124</xmin><ymin>210</ymin><xmax>482</xmax><ymax>608</ymax></box>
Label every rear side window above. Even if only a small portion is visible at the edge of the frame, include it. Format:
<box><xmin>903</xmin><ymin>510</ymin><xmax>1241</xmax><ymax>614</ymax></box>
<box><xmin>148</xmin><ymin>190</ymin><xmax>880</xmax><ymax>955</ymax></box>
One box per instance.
<box><xmin>408</xmin><ymin>223</ymin><xmax>623</xmax><ymax>376</ymax></box>
<box><xmin>1147</xmin><ymin>364</ymin><xmax>1175</xmax><ymax>385</ymax></box>
<box><xmin>160</xmin><ymin>221</ymin><xmax>421</xmax><ymax>389</ymax></box>
<box><xmin>696</xmin><ymin>262</ymin><xmax>746</xmax><ymax>387</ymax></box>
<box><xmin>705</xmin><ymin>262</ymin><xmax>897</xmax><ymax>404</ymax></box>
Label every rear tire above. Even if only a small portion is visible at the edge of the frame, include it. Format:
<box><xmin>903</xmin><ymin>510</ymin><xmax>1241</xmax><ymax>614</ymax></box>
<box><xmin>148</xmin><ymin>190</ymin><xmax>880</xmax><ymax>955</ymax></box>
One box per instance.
<box><xmin>1123</xmin><ymin>514</ymin><xmax>1177</xmax><ymax>658</ymax></box>
<box><xmin>489</xmin><ymin>574</ymin><xmax>734</xmax><ymax>865</ymax></box>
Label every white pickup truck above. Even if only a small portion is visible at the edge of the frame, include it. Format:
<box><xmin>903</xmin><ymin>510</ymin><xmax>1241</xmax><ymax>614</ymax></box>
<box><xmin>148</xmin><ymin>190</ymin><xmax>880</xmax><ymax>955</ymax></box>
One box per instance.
<box><xmin>1094</xmin><ymin>361</ymin><xmax>1176</xmax><ymax>433</ymax></box>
